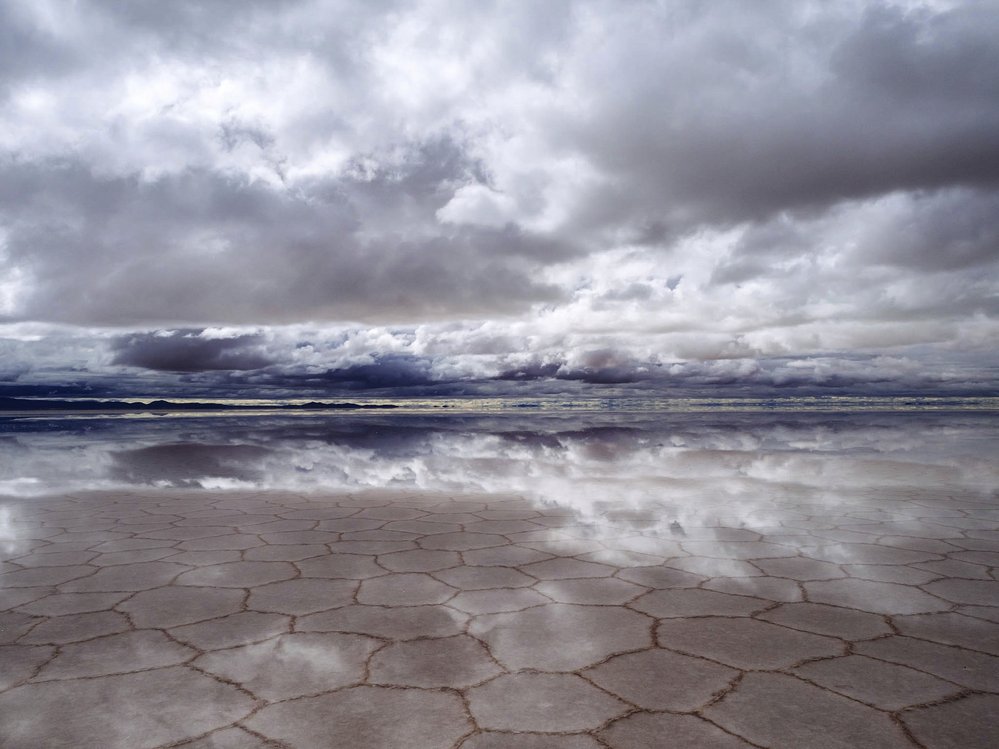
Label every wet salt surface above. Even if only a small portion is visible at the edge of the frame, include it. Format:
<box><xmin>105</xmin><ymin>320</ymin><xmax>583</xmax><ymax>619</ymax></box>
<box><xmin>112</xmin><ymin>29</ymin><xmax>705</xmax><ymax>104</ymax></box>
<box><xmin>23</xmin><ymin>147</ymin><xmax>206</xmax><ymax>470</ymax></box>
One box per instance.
<box><xmin>1</xmin><ymin>411</ymin><xmax>998</xmax><ymax>748</ymax></box>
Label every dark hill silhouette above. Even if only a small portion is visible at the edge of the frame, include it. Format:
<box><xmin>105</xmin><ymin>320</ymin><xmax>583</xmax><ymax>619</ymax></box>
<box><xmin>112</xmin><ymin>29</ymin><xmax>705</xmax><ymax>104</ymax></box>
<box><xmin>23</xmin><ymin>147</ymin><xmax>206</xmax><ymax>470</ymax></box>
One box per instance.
<box><xmin>0</xmin><ymin>397</ymin><xmax>397</xmax><ymax>412</ymax></box>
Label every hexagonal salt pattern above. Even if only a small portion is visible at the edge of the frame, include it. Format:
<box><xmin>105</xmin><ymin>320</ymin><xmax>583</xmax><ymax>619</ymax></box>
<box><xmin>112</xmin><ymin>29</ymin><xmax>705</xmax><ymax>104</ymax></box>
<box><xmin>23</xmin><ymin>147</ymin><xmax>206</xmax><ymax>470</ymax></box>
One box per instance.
<box><xmin>1</xmin><ymin>485</ymin><xmax>998</xmax><ymax>748</ymax></box>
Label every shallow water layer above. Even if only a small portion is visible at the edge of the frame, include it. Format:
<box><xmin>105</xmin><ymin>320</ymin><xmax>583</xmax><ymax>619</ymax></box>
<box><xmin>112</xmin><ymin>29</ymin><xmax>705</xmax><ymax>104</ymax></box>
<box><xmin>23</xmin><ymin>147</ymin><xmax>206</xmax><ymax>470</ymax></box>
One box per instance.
<box><xmin>1</xmin><ymin>411</ymin><xmax>997</xmax><ymax>748</ymax></box>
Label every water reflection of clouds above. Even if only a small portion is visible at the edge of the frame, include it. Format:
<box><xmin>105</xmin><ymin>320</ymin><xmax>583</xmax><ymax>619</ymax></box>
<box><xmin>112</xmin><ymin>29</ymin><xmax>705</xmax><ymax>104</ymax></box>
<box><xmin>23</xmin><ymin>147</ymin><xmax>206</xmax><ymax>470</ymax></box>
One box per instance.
<box><xmin>1</xmin><ymin>414</ymin><xmax>995</xmax><ymax>520</ymax></box>
<box><xmin>0</xmin><ymin>504</ymin><xmax>18</xmax><ymax>551</ymax></box>
<box><xmin>109</xmin><ymin>444</ymin><xmax>271</xmax><ymax>487</ymax></box>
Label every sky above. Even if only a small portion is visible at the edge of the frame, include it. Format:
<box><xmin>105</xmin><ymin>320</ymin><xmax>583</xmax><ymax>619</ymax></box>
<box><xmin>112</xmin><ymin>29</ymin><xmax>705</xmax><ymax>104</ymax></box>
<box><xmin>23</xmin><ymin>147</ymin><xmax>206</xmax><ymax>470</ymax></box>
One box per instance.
<box><xmin>1</xmin><ymin>0</ymin><xmax>997</xmax><ymax>399</ymax></box>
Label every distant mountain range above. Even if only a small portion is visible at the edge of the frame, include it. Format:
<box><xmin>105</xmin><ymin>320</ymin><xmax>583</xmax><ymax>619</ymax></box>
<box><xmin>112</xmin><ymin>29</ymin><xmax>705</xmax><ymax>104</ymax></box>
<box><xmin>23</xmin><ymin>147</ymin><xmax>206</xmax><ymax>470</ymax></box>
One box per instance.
<box><xmin>0</xmin><ymin>397</ymin><xmax>397</xmax><ymax>412</ymax></box>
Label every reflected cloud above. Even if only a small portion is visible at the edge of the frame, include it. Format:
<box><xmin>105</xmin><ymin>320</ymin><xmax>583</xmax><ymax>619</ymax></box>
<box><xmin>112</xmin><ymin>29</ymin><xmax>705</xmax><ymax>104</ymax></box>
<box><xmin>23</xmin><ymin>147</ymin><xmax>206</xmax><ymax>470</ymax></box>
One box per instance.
<box><xmin>0</xmin><ymin>505</ymin><xmax>19</xmax><ymax>557</ymax></box>
<box><xmin>1</xmin><ymin>412</ymin><xmax>996</xmax><ymax>565</ymax></box>
<box><xmin>110</xmin><ymin>444</ymin><xmax>271</xmax><ymax>487</ymax></box>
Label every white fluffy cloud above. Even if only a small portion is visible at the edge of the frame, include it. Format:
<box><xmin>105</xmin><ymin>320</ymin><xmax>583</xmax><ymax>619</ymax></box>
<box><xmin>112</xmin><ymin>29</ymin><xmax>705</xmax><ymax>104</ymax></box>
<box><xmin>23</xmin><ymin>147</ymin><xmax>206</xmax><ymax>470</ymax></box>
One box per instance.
<box><xmin>0</xmin><ymin>0</ymin><xmax>997</xmax><ymax>394</ymax></box>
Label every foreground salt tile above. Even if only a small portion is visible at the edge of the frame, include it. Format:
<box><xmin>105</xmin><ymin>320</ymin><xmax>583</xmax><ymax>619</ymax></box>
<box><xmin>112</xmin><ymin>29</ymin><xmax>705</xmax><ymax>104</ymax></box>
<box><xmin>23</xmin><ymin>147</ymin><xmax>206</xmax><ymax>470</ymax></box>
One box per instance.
<box><xmin>533</xmin><ymin>576</ymin><xmax>645</xmax><ymax>604</ymax></box>
<box><xmin>173</xmin><ymin>560</ymin><xmax>297</xmax><ymax>587</ymax></box>
<box><xmin>792</xmin><ymin>654</ymin><xmax>960</xmax><ymax>710</ymax></box>
<box><xmin>368</xmin><ymin>635</ymin><xmax>502</xmax><ymax>688</ymax></box>
<box><xmin>117</xmin><ymin>585</ymin><xmax>244</xmax><ymax>627</ymax></box>
<box><xmin>756</xmin><ymin>601</ymin><xmax>892</xmax><ymax>639</ymax></box>
<box><xmin>902</xmin><ymin>694</ymin><xmax>999</xmax><ymax>749</ymax></box>
<box><xmin>59</xmin><ymin>561</ymin><xmax>189</xmax><ymax>591</ymax></box>
<box><xmin>419</xmin><ymin>531</ymin><xmax>509</xmax><ymax>551</ymax></box>
<box><xmin>356</xmin><ymin>571</ymin><xmax>456</xmax><ymax>605</ymax></box>
<box><xmin>467</xmin><ymin>673</ymin><xmax>627</xmax><ymax>731</ymax></box>
<box><xmin>520</xmin><ymin>557</ymin><xmax>616</xmax><ymax>579</ymax></box>
<box><xmin>195</xmin><ymin>632</ymin><xmax>378</xmax><ymax>700</ymax></box>
<box><xmin>448</xmin><ymin>587</ymin><xmax>551</xmax><ymax>613</ymax></box>
<box><xmin>0</xmin><ymin>644</ymin><xmax>54</xmax><ymax>690</ymax></box>
<box><xmin>461</xmin><ymin>733</ymin><xmax>602</xmax><ymax>749</ymax></box>
<box><xmin>656</xmin><ymin>616</ymin><xmax>842</xmax><ymax>669</ymax></box>
<box><xmin>854</xmin><ymin>635</ymin><xmax>999</xmax><ymax>691</ymax></box>
<box><xmin>247</xmin><ymin>577</ymin><xmax>357</xmax><ymax>615</ymax></box>
<box><xmin>432</xmin><ymin>564</ymin><xmax>534</xmax><ymax>589</ymax></box>
<box><xmin>704</xmin><ymin>673</ymin><xmax>914</xmax><ymax>748</ymax></box>
<box><xmin>468</xmin><ymin>602</ymin><xmax>652</xmax><ymax>670</ymax></box>
<box><xmin>892</xmin><ymin>611</ymin><xmax>999</xmax><ymax>655</ymax></box>
<box><xmin>35</xmin><ymin>629</ymin><xmax>194</xmax><ymax>680</ymax></box>
<box><xmin>629</xmin><ymin>587</ymin><xmax>770</xmax><ymax>617</ymax></box>
<box><xmin>170</xmin><ymin>611</ymin><xmax>291</xmax><ymax>650</ymax></box>
<box><xmin>923</xmin><ymin>577</ymin><xmax>999</xmax><ymax>606</ymax></box>
<box><xmin>377</xmin><ymin>548</ymin><xmax>462</xmax><ymax>571</ymax></box>
<box><xmin>296</xmin><ymin>551</ymin><xmax>385</xmax><ymax>578</ymax></box>
<box><xmin>244</xmin><ymin>686</ymin><xmax>470</xmax><ymax>748</ymax></box>
<box><xmin>585</xmin><ymin>648</ymin><xmax>737</xmax><ymax>710</ymax></box>
<box><xmin>0</xmin><ymin>666</ymin><xmax>255</xmax><ymax>748</ymax></box>
<box><xmin>297</xmin><ymin>603</ymin><xmax>467</xmax><ymax>639</ymax></box>
<box><xmin>175</xmin><ymin>726</ymin><xmax>273</xmax><ymax>748</ymax></box>
<box><xmin>804</xmin><ymin>578</ymin><xmax>950</xmax><ymax>615</ymax></box>
<box><xmin>18</xmin><ymin>609</ymin><xmax>129</xmax><ymax>644</ymax></box>
<box><xmin>600</xmin><ymin>712</ymin><xmax>753</xmax><ymax>748</ymax></box>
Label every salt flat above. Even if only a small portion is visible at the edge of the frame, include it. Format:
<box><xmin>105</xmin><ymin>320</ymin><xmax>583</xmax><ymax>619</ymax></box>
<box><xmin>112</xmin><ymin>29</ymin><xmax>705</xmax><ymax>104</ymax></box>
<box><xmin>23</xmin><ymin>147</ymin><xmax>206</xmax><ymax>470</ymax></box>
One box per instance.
<box><xmin>1</xmin><ymin>411</ymin><xmax>997</xmax><ymax>747</ymax></box>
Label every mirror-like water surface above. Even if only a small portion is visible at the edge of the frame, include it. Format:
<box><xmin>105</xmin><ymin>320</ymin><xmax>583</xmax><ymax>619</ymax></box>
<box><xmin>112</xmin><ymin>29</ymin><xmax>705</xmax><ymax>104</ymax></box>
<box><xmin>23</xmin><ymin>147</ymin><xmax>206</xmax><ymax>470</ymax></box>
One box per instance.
<box><xmin>3</xmin><ymin>410</ymin><xmax>996</xmax><ymax>495</ymax></box>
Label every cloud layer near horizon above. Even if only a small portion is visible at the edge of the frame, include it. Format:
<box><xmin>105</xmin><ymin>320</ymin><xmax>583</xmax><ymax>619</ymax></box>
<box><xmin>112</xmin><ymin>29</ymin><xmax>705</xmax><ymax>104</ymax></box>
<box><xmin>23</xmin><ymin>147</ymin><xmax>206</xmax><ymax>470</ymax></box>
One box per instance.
<box><xmin>1</xmin><ymin>0</ymin><xmax>997</xmax><ymax>395</ymax></box>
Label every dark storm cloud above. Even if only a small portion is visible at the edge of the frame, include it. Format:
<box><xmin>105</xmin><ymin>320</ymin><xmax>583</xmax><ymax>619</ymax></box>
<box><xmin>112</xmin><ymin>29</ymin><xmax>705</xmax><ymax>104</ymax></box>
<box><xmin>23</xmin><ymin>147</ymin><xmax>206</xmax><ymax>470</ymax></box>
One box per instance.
<box><xmin>863</xmin><ymin>189</ymin><xmax>999</xmax><ymax>272</ymax></box>
<box><xmin>110</xmin><ymin>330</ymin><xmax>275</xmax><ymax>372</ymax></box>
<box><xmin>550</xmin><ymin>349</ymin><xmax>656</xmax><ymax>385</ymax></box>
<box><xmin>539</xmin><ymin>354</ymin><xmax>997</xmax><ymax>397</ymax></box>
<box><xmin>311</xmin><ymin>355</ymin><xmax>438</xmax><ymax>389</ymax></box>
<box><xmin>718</xmin><ymin>187</ymin><xmax>999</xmax><ymax>275</ymax></box>
<box><xmin>557</xmin><ymin>2</ymin><xmax>999</xmax><ymax>244</ymax></box>
<box><xmin>231</xmin><ymin>354</ymin><xmax>441</xmax><ymax>391</ymax></box>
<box><xmin>0</xmin><ymin>155</ymin><xmax>564</xmax><ymax>325</ymax></box>
<box><xmin>98</xmin><ymin>347</ymin><xmax>999</xmax><ymax>398</ymax></box>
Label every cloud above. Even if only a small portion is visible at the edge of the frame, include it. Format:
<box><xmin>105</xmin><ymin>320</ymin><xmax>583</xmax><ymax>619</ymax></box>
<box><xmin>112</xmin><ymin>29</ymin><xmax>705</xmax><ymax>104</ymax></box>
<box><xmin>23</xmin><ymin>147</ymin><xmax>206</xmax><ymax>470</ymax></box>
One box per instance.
<box><xmin>0</xmin><ymin>1</ymin><xmax>997</xmax><ymax>395</ymax></box>
<box><xmin>249</xmin><ymin>353</ymin><xmax>442</xmax><ymax>391</ymax></box>
<box><xmin>110</xmin><ymin>330</ymin><xmax>275</xmax><ymax>372</ymax></box>
<box><xmin>0</xmin><ymin>156</ymin><xmax>565</xmax><ymax>325</ymax></box>
<box><xmin>2</xmin><ymin>320</ymin><xmax>991</xmax><ymax>400</ymax></box>
<box><xmin>542</xmin><ymin>1</ymin><xmax>999</xmax><ymax>238</ymax></box>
